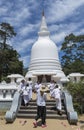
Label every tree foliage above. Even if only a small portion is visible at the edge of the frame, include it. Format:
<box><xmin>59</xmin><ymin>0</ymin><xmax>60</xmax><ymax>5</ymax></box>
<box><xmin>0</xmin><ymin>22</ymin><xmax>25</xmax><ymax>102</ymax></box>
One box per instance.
<box><xmin>65</xmin><ymin>82</ymin><xmax>84</xmax><ymax>114</ymax></box>
<box><xmin>0</xmin><ymin>22</ymin><xmax>23</xmax><ymax>81</ymax></box>
<box><xmin>61</xmin><ymin>33</ymin><xmax>84</xmax><ymax>75</ymax></box>
<box><xmin>0</xmin><ymin>22</ymin><xmax>16</xmax><ymax>49</ymax></box>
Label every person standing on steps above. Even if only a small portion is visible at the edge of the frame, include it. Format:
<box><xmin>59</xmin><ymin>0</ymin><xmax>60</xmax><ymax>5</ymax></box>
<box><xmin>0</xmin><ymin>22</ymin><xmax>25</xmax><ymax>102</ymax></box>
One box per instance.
<box><xmin>18</xmin><ymin>79</ymin><xmax>26</xmax><ymax>106</ymax></box>
<box><xmin>33</xmin><ymin>85</ymin><xmax>48</xmax><ymax>128</ymax></box>
<box><xmin>22</xmin><ymin>83</ymin><xmax>30</xmax><ymax>106</ymax></box>
<box><xmin>34</xmin><ymin>80</ymin><xmax>42</xmax><ymax>93</ymax></box>
<box><xmin>27</xmin><ymin>77</ymin><xmax>33</xmax><ymax>100</ymax></box>
<box><xmin>51</xmin><ymin>84</ymin><xmax>62</xmax><ymax>115</ymax></box>
<box><xmin>48</xmin><ymin>80</ymin><xmax>55</xmax><ymax>98</ymax></box>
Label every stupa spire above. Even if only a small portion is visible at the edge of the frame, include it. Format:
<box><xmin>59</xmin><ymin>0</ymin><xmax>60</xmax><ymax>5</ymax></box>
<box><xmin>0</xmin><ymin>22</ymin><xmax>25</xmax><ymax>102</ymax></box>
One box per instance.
<box><xmin>38</xmin><ymin>11</ymin><xmax>50</xmax><ymax>36</ymax></box>
<box><xmin>42</xmin><ymin>10</ymin><xmax>44</xmax><ymax>16</ymax></box>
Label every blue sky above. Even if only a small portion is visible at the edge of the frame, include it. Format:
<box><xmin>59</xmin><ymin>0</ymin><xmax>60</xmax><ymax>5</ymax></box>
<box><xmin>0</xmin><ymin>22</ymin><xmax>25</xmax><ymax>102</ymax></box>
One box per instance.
<box><xmin>0</xmin><ymin>0</ymin><xmax>84</xmax><ymax>68</ymax></box>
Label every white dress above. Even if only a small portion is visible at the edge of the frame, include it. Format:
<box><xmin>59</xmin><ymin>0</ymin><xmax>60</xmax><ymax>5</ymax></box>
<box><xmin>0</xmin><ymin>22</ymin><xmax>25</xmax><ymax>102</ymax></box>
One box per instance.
<box><xmin>34</xmin><ymin>83</ymin><xmax>42</xmax><ymax>92</ymax></box>
<box><xmin>22</xmin><ymin>86</ymin><xmax>30</xmax><ymax>105</ymax></box>
<box><xmin>52</xmin><ymin>88</ymin><xmax>62</xmax><ymax>110</ymax></box>
<box><xmin>48</xmin><ymin>83</ymin><xmax>55</xmax><ymax>97</ymax></box>
<box><xmin>18</xmin><ymin>82</ymin><xmax>25</xmax><ymax>94</ymax></box>
<box><xmin>27</xmin><ymin>80</ymin><xmax>33</xmax><ymax>100</ymax></box>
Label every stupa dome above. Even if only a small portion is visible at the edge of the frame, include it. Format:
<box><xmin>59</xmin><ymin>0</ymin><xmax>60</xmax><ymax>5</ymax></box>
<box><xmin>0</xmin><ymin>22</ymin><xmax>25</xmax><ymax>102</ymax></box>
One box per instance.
<box><xmin>26</xmin><ymin>13</ymin><xmax>65</xmax><ymax>82</ymax></box>
<box><xmin>31</xmin><ymin>37</ymin><xmax>59</xmax><ymax>61</ymax></box>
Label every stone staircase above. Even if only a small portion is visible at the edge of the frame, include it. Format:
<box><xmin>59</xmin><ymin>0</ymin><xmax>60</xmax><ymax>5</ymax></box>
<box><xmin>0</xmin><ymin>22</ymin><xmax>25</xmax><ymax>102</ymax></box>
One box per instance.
<box><xmin>17</xmin><ymin>98</ymin><xmax>67</xmax><ymax>120</ymax></box>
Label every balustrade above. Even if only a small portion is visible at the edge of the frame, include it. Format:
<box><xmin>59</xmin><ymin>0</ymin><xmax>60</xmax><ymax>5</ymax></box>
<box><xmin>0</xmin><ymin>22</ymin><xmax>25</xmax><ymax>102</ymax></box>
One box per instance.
<box><xmin>0</xmin><ymin>82</ymin><xmax>18</xmax><ymax>101</ymax></box>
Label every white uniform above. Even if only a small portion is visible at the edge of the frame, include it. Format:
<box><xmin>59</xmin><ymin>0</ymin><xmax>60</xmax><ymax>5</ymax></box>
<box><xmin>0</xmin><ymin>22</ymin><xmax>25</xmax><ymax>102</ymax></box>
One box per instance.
<box><xmin>18</xmin><ymin>81</ymin><xmax>29</xmax><ymax>105</ymax></box>
<box><xmin>22</xmin><ymin>86</ymin><xmax>30</xmax><ymax>105</ymax></box>
<box><xmin>34</xmin><ymin>83</ymin><xmax>42</xmax><ymax>92</ymax></box>
<box><xmin>52</xmin><ymin>88</ymin><xmax>62</xmax><ymax>110</ymax></box>
<box><xmin>27</xmin><ymin>80</ymin><xmax>33</xmax><ymax>100</ymax></box>
<box><xmin>48</xmin><ymin>83</ymin><xmax>55</xmax><ymax>97</ymax></box>
<box><xmin>18</xmin><ymin>82</ymin><xmax>25</xmax><ymax>94</ymax></box>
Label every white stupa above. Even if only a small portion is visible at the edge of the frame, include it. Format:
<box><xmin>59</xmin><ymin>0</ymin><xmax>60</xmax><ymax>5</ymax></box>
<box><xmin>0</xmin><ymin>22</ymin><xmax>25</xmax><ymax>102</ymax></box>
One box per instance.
<box><xmin>25</xmin><ymin>12</ymin><xmax>65</xmax><ymax>83</ymax></box>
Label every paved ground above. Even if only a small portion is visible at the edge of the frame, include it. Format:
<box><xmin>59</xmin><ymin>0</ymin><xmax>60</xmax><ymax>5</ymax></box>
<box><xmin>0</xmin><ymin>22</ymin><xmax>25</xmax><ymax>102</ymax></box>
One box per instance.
<box><xmin>0</xmin><ymin>115</ymin><xmax>84</xmax><ymax>130</ymax></box>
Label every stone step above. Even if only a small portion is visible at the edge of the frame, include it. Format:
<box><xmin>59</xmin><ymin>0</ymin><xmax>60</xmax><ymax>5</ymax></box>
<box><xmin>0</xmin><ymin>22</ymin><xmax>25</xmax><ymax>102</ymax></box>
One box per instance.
<box><xmin>29</xmin><ymin>99</ymin><xmax>64</xmax><ymax>102</ymax></box>
<box><xmin>20</xmin><ymin>105</ymin><xmax>65</xmax><ymax>110</ymax></box>
<box><xmin>17</xmin><ymin>98</ymin><xmax>66</xmax><ymax>120</ymax></box>
<box><xmin>27</xmin><ymin>102</ymin><xmax>64</xmax><ymax>106</ymax></box>
<box><xmin>17</xmin><ymin>113</ymin><xmax>67</xmax><ymax>119</ymax></box>
<box><xmin>30</xmin><ymin>99</ymin><xmax>58</xmax><ymax>102</ymax></box>
<box><xmin>18</xmin><ymin>109</ymin><xmax>66</xmax><ymax>114</ymax></box>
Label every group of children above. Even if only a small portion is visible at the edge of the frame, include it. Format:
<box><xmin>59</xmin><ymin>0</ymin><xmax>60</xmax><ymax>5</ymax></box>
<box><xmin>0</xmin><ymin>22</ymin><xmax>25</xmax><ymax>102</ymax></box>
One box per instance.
<box><xmin>18</xmin><ymin>79</ymin><xmax>62</xmax><ymax>128</ymax></box>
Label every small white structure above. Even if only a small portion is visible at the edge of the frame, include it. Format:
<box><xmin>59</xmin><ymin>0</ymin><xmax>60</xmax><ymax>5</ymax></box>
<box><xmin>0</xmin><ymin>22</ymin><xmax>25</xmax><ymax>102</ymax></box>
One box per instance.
<box><xmin>25</xmin><ymin>12</ymin><xmax>66</xmax><ymax>83</ymax></box>
<box><xmin>16</xmin><ymin>77</ymin><xmax>25</xmax><ymax>84</ymax></box>
<box><xmin>7</xmin><ymin>74</ymin><xmax>24</xmax><ymax>83</ymax></box>
<box><xmin>60</xmin><ymin>77</ymin><xmax>69</xmax><ymax>83</ymax></box>
<box><xmin>67</xmin><ymin>73</ymin><xmax>84</xmax><ymax>83</ymax></box>
<box><xmin>0</xmin><ymin>81</ymin><xmax>17</xmax><ymax>101</ymax></box>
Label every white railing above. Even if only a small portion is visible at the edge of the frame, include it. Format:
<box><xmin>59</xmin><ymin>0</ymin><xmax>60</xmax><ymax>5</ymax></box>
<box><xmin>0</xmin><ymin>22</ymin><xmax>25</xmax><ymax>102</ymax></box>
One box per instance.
<box><xmin>0</xmin><ymin>81</ymin><xmax>18</xmax><ymax>101</ymax></box>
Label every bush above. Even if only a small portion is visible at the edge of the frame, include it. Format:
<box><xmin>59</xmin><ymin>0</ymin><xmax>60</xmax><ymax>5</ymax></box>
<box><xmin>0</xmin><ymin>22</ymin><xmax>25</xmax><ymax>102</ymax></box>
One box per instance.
<box><xmin>65</xmin><ymin>81</ymin><xmax>84</xmax><ymax>114</ymax></box>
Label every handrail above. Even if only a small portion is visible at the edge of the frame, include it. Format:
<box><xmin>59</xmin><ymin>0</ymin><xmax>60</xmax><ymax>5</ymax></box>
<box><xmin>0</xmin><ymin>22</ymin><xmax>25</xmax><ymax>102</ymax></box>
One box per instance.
<box><xmin>5</xmin><ymin>91</ymin><xmax>21</xmax><ymax>123</ymax></box>
<box><xmin>62</xmin><ymin>90</ymin><xmax>78</xmax><ymax>124</ymax></box>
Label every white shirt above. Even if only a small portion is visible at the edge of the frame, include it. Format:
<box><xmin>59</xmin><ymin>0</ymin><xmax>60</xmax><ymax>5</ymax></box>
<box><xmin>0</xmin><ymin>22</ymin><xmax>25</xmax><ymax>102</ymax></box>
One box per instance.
<box><xmin>36</xmin><ymin>90</ymin><xmax>47</xmax><ymax>106</ymax></box>
<box><xmin>35</xmin><ymin>83</ymin><xmax>42</xmax><ymax>92</ymax></box>
<box><xmin>27</xmin><ymin>80</ymin><xmax>33</xmax><ymax>86</ymax></box>
<box><xmin>52</xmin><ymin>88</ymin><xmax>61</xmax><ymax>99</ymax></box>
<box><xmin>49</xmin><ymin>83</ymin><xmax>55</xmax><ymax>91</ymax></box>
<box><xmin>18</xmin><ymin>82</ymin><xmax>25</xmax><ymax>92</ymax></box>
<box><xmin>22</xmin><ymin>86</ymin><xmax>30</xmax><ymax>95</ymax></box>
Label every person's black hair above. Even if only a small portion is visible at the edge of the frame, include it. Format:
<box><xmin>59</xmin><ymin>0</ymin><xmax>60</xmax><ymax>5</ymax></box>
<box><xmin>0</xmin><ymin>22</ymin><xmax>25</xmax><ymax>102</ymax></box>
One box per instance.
<box><xmin>26</xmin><ymin>83</ymin><xmax>29</xmax><ymax>86</ymax></box>
<box><xmin>55</xmin><ymin>84</ymin><xmax>58</xmax><ymax>88</ymax></box>
<box><xmin>28</xmin><ymin>78</ymin><xmax>31</xmax><ymax>81</ymax></box>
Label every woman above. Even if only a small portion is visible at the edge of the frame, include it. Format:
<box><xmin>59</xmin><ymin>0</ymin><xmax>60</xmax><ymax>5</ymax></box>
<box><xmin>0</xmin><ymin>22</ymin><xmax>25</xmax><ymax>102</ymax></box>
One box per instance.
<box><xmin>51</xmin><ymin>84</ymin><xmax>62</xmax><ymax>115</ymax></box>
<box><xmin>22</xmin><ymin>83</ymin><xmax>30</xmax><ymax>106</ymax></box>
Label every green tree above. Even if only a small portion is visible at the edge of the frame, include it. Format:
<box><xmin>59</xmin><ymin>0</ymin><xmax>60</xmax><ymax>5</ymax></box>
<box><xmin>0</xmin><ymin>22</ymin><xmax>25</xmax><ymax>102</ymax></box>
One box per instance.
<box><xmin>61</xmin><ymin>33</ymin><xmax>84</xmax><ymax>75</ymax></box>
<box><xmin>0</xmin><ymin>22</ymin><xmax>16</xmax><ymax>49</ymax></box>
<box><xmin>0</xmin><ymin>22</ymin><xmax>23</xmax><ymax>81</ymax></box>
<box><xmin>65</xmin><ymin>82</ymin><xmax>84</xmax><ymax>114</ymax></box>
<box><xmin>0</xmin><ymin>45</ymin><xmax>23</xmax><ymax>81</ymax></box>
